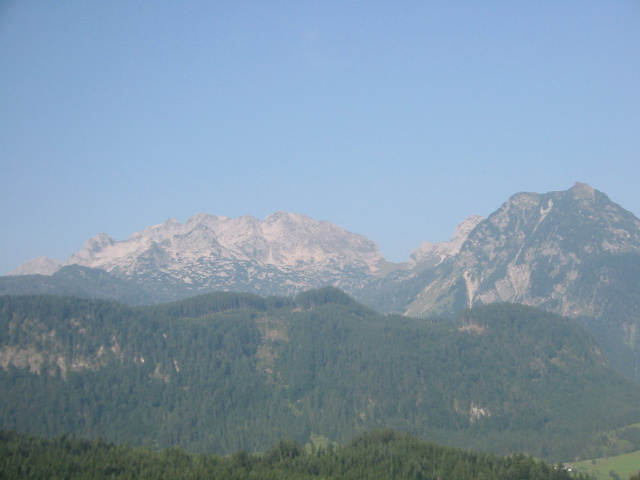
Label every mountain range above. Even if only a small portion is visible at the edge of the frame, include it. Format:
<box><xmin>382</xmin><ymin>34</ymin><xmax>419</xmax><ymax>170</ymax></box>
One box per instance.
<box><xmin>7</xmin><ymin>211</ymin><xmax>389</xmax><ymax>299</ymax></box>
<box><xmin>4</xmin><ymin>182</ymin><xmax>640</xmax><ymax>384</ymax></box>
<box><xmin>4</xmin><ymin>182</ymin><xmax>640</xmax><ymax>460</ymax></box>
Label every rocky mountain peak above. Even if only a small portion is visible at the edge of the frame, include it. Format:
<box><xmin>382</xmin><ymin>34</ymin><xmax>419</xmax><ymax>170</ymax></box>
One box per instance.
<box><xmin>262</xmin><ymin>211</ymin><xmax>314</xmax><ymax>231</ymax></box>
<box><xmin>265</xmin><ymin>210</ymin><xmax>297</xmax><ymax>223</ymax></box>
<box><xmin>570</xmin><ymin>181</ymin><xmax>596</xmax><ymax>200</ymax></box>
<box><xmin>453</xmin><ymin>215</ymin><xmax>484</xmax><ymax>239</ymax></box>
<box><xmin>409</xmin><ymin>215</ymin><xmax>484</xmax><ymax>267</ymax></box>
<box><xmin>7</xmin><ymin>256</ymin><xmax>62</xmax><ymax>276</ymax></box>
<box><xmin>66</xmin><ymin>233</ymin><xmax>117</xmax><ymax>267</ymax></box>
<box><xmin>406</xmin><ymin>182</ymin><xmax>640</xmax><ymax>318</ymax></box>
<box><xmin>12</xmin><ymin>211</ymin><xmax>386</xmax><ymax>298</ymax></box>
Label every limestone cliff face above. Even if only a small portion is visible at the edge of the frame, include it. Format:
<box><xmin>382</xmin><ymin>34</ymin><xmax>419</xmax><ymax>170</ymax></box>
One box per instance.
<box><xmin>407</xmin><ymin>183</ymin><xmax>640</xmax><ymax>317</ymax></box>
<box><xmin>9</xmin><ymin>183</ymin><xmax>640</xmax><ymax>325</ymax></box>
<box><xmin>398</xmin><ymin>183</ymin><xmax>640</xmax><ymax>382</ymax></box>
<box><xmin>409</xmin><ymin>215</ymin><xmax>484</xmax><ymax>268</ymax></box>
<box><xmin>56</xmin><ymin>211</ymin><xmax>386</xmax><ymax>297</ymax></box>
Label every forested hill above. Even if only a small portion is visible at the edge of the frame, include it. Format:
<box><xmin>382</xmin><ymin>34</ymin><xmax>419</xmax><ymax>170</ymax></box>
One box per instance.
<box><xmin>1</xmin><ymin>289</ymin><xmax>640</xmax><ymax>461</ymax></box>
<box><xmin>0</xmin><ymin>428</ymin><xmax>590</xmax><ymax>480</ymax></box>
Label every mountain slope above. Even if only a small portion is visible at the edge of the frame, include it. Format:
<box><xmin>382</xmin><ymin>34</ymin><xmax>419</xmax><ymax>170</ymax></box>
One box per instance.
<box><xmin>397</xmin><ymin>183</ymin><xmax>640</xmax><ymax>382</ymax></box>
<box><xmin>0</xmin><ymin>265</ymin><xmax>155</xmax><ymax>304</ymax></box>
<box><xmin>409</xmin><ymin>215</ymin><xmax>484</xmax><ymax>268</ymax></box>
<box><xmin>5</xmin><ymin>183</ymin><xmax>640</xmax><ymax>384</ymax></box>
<box><xmin>1</xmin><ymin>291</ymin><xmax>639</xmax><ymax>461</ymax></box>
<box><xmin>405</xmin><ymin>183</ymin><xmax>640</xmax><ymax>316</ymax></box>
<box><xmin>9</xmin><ymin>212</ymin><xmax>387</xmax><ymax>301</ymax></box>
<box><xmin>7</xmin><ymin>257</ymin><xmax>62</xmax><ymax>276</ymax></box>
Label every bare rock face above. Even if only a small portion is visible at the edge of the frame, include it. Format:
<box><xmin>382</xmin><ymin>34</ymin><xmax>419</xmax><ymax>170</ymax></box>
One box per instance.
<box><xmin>406</xmin><ymin>182</ymin><xmax>640</xmax><ymax>318</ymax></box>
<box><xmin>399</xmin><ymin>182</ymin><xmax>640</xmax><ymax>383</ymax></box>
<box><xmin>54</xmin><ymin>211</ymin><xmax>386</xmax><ymax>298</ymax></box>
<box><xmin>7</xmin><ymin>182</ymin><xmax>640</xmax><ymax>384</ymax></box>
<box><xmin>66</xmin><ymin>233</ymin><xmax>117</xmax><ymax>267</ymax></box>
<box><xmin>409</xmin><ymin>215</ymin><xmax>484</xmax><ymax>268</ymax></box>
<box><xmin>7</xmin><ymin>257</ymin><xmax>62</xmax><ymax>276</ymax></box>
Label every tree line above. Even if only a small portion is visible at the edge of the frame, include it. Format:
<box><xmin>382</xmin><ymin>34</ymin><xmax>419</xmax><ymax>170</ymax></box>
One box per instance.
<box><xmin>0</xmin><ymin>428</ymin><xmax>595</xmax><ymax>480</ymax></box>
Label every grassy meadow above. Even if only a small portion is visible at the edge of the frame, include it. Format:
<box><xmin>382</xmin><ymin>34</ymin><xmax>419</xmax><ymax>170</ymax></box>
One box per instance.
<box><xmin>572</xmin><ymin>450</ymin><xmax>640</xmax><ymax>480</ymax></box>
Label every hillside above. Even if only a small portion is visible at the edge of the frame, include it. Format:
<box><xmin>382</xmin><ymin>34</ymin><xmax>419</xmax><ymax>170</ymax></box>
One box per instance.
<box><xmin>4</xmin><ymin>183</ymin><xmax>640</xmax><ymax>387</ymax></box>
<box><xmin>0</xmin><ymin>265</ymin><xmax>155</xmax><ymax>304</ymax></box>
<box><xmin>1</xmin><ymin>289</ymin><xmax>639</xmax><ymax>461</ymax></box>
<box><xmin>356</xmin><ymin>183</ymin><xmax>640</xmax><ymax>384</ymax></box>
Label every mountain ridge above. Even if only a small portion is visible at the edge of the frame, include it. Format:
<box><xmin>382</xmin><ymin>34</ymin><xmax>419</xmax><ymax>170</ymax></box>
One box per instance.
<box><xmin>6</xmin><ymin>182</ymin><xmax>640</xmax><ymax>383</ymax></box>
<box><xmin>406</xmin><ymin>181</ymin><xmax>640</xmax><ymax>316</ymax></box>
<box><xmin>10</xmin><ymin>211</ymin><xmax>388</xmax><ymax>299</ymax></box>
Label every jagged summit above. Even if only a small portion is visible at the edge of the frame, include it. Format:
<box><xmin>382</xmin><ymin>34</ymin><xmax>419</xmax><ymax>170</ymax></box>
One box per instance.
<box><xmin>405</xmin><ymin>181</ymin><xmax>640</xmax><ymax>317</ymax></box>
<box><xmin>10</xmin><ymin>211</ymin><xmax>387</xmax><ymax>298</ymax></box>
<box><xmin>409</xmin><ymin>215</ymin><xmax>484</xmax><ymax>267</ymax></box>
<box><xmin>5</xmin><ymin>182</ymin><xmax>640</xmax><ymax>384</ymax></box>
<box><xmin>570</xmin><ymin>181</ymin><xmax>596</xmax><ymax>199</ymax></box>
<box><xmin>67</xmin><ymin>233</ymin><xmax>116</xmax><ymax>267</ymax></box>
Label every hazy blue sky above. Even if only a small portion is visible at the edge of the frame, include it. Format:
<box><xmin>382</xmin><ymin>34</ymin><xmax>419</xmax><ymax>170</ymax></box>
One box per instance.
<box><xmin>1</xmin><ymin>1</ymin><xmax>639</xmax><ymax>274</ymax></box>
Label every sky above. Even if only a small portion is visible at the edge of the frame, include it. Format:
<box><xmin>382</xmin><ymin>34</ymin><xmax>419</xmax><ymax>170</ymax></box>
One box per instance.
<box><xmin>1</xmin><ymin>1</ymin><xmax>639</xmax><ymax>274</ymax></box>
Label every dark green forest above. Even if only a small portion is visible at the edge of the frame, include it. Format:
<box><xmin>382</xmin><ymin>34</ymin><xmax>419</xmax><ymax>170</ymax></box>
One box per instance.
<box><xmin>0</xmin><ymin>428</ymin><xmax>592</xmax><ymax>480</ymax></box>
<box><xmin>1</xmin><ymin>289</ymin><xmax>640</xmax><ymax>462</ymax></box>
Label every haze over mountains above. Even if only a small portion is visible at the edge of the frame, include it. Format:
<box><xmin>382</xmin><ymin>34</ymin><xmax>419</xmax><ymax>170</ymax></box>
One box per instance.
<box><xmin>4</xmin><ymin>182</ymin><xmax>640</xmax><ymax>461</ymax></box>
<box><xmin>14</xmin><ymin>183</ymin><xmax>635</xmax><ymax>307</ymax></box>
<box><xmin>9</xmin><ymin>211</ymin><xmax>388</xmax><ymax>298</ymax></box>
<box><xmin>5</xmin><ymin>182</ymin><xmax>640</xmax><ymax>385</ymax></box>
